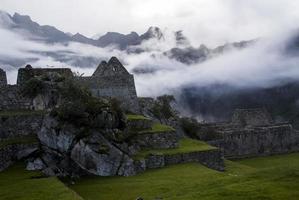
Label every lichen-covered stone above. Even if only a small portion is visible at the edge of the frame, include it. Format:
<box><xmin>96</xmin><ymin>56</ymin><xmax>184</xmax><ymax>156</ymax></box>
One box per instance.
<box><xmin>38</xmin><ymin>117</ymin><xmax>76</xmax><ymax>153</ymax></box>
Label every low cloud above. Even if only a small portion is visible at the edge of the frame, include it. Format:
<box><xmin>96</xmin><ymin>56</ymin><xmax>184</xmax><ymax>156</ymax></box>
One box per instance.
<box><xmin>1</xmin><ymin>24</ymin><xmax>299</xmax><ymax>104</ymax></box>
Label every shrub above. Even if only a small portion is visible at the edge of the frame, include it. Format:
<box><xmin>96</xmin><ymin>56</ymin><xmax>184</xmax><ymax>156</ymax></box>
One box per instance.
<box><xmin>150</xmin><ymin>95</ymin><xmax>176</xmax><ymax>122</ymax></box>
<box><xmin>180</xmin><ymin>117</ymin><xmax>201</xmax><ymax>138</ymax></box>
<box><xmin>21</xmin><ymin>77</ymin><xmax>45</xmax><ymax>98</ymax></box>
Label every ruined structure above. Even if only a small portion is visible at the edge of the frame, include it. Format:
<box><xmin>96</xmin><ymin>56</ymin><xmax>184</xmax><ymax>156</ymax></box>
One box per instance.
<box><xmin>14</xmin><ymin>58</ymin><xmax>140</xmax><ymax>113</ymax></box>
<box><xmin>0</xmin><ymin>58</ymin><xmax>226</xmax><ymax>176</ymax></box>
<box><xmin>231</xmin><ymin>108</ymin><xmax>273</xmax><ymax>127</ymax></box>
<box><xmin>17</xmin><ymin>64</ymin><xmax>73</xmax><ymax>85</ymax></box>
<box><xmin>0</xmin><ymin>69</ymin><xmax>7</xmax><ymax>87</ymax></box>
<box><xmin>78</xmin><ymin>57</ymin><xmax>139</xmax><ymax>113</ymax></box>
<box><xmin>207</xmin><ymin>108</ymin><xmax>299</xmax><ymax>158</ymax></box>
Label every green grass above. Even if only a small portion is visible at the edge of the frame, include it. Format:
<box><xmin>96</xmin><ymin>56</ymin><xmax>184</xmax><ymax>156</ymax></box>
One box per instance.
<box><xmin>70</xmin><ymin>153</ymin><xmax>299</xmax><ymax>200</ymax></box>
<box><xmin>0</xmin><ymin>110</ymin><xmax>46</xmax><ymax>117</ymax></box>
<box><xmin>139</xmin><ymin>123</ymin><xmax>175</xmax><ymax>134</ymax></box>
<box><xmin>126</xmin><ymin>114</ymin><xmax>150</xmax><ymax>121</ymax></box>
<box><xmin>134</xmin><ymin>138</ymin><xmax>216</xmax><ymax>160</ymax></box>
<box><xmin>0</xmin><ymin>136</ymin><xmax>38</xmax><ymax>149</ymax></box>
<box><xmin>0</xmin><ymin>163</ymin><xmax>83</xmax><ymax>200</ymax></box>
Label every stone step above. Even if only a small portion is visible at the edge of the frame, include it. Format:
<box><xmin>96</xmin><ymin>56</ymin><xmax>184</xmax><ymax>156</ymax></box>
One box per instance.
<box><xmin>131</xmin><ymin>123</ymin><xmax>178</xmax><ymax>149</ymax></box>
<box><xmin>126</xmin><ymin>114</ymin><xmax>153</xmax><ymax>130</ymax></box>
<box><xmin>132</xmin><ymin>138</ymin><xmax>225</xmax><ymax>173</ymax></box>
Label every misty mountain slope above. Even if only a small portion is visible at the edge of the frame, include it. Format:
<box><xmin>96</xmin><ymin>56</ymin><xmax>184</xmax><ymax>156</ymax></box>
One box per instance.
<box><xmin>11</xmin><ymin>12</ymin><xmax>71</xmax><ymax>43</ymax></box>
<box><xmin>179</xmin><ymin>82</ymin><xmax>299</xmax><ymax>127</ymax></box>
<box><xmin>2</xmin><ymin>10</ymin><xmax>299</xmax><ymax>126</ymax></box>
<box><xmin>0</xmin><ymin>10</ymin><xmax>258</xmax><ymax>70</ymax></box>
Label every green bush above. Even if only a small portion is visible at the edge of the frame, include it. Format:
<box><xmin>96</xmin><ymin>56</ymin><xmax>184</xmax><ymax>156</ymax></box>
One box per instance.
<box><xmin>21</xmin><ymin>77</ymin><xmax>45</xmax><ymax>98</ymax></box>
<box><xmin>150</xmin><ymin>95</ymin><xmax>176</xmax><ymax>122</ymax></box>
<box><xmin>180</xmin><ymin>117</ymin><xmax>201</xmax><ymax>138</ymax></box>
<box><xmin>180</xmin><ymin>117</ymin><xmax>222</xmax><ymax>141</ymax></box>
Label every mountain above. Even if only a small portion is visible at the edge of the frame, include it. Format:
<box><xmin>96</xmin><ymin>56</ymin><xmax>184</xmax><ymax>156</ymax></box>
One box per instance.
<box><xmin>71</xmin><ymin>33</ymin><xmax>95</xmax><ymax>45</ymax></box>
<box><xmin>179</xmin><ymin>82</ymin><xmax>299</xmax><ymax>128</ymax></box>
<box><xmin>96</xmin><ymin>31</ymin><xmax>141</xmax><ymax>49</ymax></box>
<box><xmin>0</xmin><ymin>10</ymin><xmax>258</xmax><ymax>68</ymax></box>
<box><xmin>11</xmin><ymin>12</ymin><xmax>71</xmax><ymax>43</ymax></box>
<box><xmin>140</xmin><ymin>26</ymin><xmax>164</xmax><ymax>41</ymax></box>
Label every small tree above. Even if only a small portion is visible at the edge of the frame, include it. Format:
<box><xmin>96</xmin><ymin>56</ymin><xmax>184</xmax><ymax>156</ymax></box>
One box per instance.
<box><xmin>150</xmin><ymin>95</ymin><xmax>176</xmax><ymax>122</ymax></box>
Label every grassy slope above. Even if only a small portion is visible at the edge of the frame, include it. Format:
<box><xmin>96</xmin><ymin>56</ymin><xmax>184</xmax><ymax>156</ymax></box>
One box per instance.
<box><xmin>71</xmin><ymin>153</ymin><xmax>299</xmax><ymax>200</ymax></box>
<box><xmin>0</xmin><ymin>164</ymin><xmax>83</xmax><ymax>200</ymax></box>
<box><xmin>126</xmin><ymin>114</ymin><xmax>150</xmax><ymax>121</ymax></box>
<box><xmin>139</xmin><ymin>123</ymin><xmax>175</xmax><ymax>134</ymax></box>
<box><xmin>134</xmin><ymin>138</ymin><xmax>216</xmax><ymax>160</ymax></box>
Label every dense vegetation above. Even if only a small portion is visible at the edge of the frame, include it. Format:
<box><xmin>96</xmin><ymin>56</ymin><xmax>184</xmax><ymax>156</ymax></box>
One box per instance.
<box><xmin>180</xmin><ymin>117</ymin><xmax>222</xmax><ymax>141</ymax></box>
<box><xmin>150</xmin><ymin>95</ymin><xmax>176</xmax><ymax>122</ymax></box>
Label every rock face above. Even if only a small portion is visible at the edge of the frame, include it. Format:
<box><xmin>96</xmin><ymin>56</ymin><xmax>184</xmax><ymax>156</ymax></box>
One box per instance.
<box><xmin>34</xmin><ymin>114</ymin><xmax>137</xmax><ymax>177</ymax></box>
<box><xmin>0</xmin><ymin>143</ymin><xmax>38</xmax><ymax>172</ymax></box>
<box><xmin>71</xmin><ymin>137</ymin><xmax>134</xmax><ymax>176</ymax></box>
<box><xmin>38</xmin><ymin>117</ymin><xmax>76</xmax><ymax>153</ymax></box>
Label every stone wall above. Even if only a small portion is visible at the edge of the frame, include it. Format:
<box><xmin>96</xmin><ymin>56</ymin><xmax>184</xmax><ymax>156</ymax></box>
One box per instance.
<box><xmin>77</xmin><ymin>57</ymin><xmax>140</xmax><ymax>113</ymax></box>
<box><xmin>0</xmin><ymin>143</ymin><xmax>38</xmax><ymax>171</ymax></box>
<box><xmin>0</xmin><ymin>68</ymin><xmax>7</xmax><ymax>87</ymax></box>
<box><xmin>133</xmin><ymin>149</ymin><xmax>224</xmax><ymax>173</ymax></box>
<box><xmin>17</xmin><ymin>65</ymin><xmax>73</xmax><ymax>86</ymax></box>
<box><xmin>127</xmin><ymin>118</ymin><xmax>153</xmax><ymax>130</ymax></box>
<box><xmin>0</xmin><ymin>85</ymin><xmax>32</xmax><ymax>111</ymax></box>
<box><xmin>209</xmin><ymin>124</ymin><xmax>299</xmax><ymax>159</ymax></box>
<box><xmin>133</xmin><ymin>131</ymin><xmax>179</xmax><ymax>149</ymax></box>
<box><xmin>231</xmin><ymin>108</ymin><xmax>273</xmax><ymax>127</ymax></box>
<box><xmin>15</xmin><ymin>57</ymin><xmax>140</xmax><ymax>113</ymax></box>
<box><xmin>0</xmin><ymin>113</ymin><xmax>44</xmax><ymax>139</ymax></box>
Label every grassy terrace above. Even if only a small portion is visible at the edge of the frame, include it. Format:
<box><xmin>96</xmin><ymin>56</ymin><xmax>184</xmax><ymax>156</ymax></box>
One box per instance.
<box><xmin>126</xmin><ymin>114</ymin><xmax>150</xmax><ymax>121</ymax></box>
<box><xmin>139</xmin><ymin>123</ymin><xmax>175</xmax><ymax>134</ymax></box>
<box><xmin>0</xmin><ymin>136</ymin><xmax>38</xmax><ymax>149</ymax></box>
<box><xmin>134</xmin><ymin>138</ymin><xmax>216</xmax><ymax>160</ymax></box>
<box><xmin>71</xmin><ymin>153</ymin><xmax>299</xmax><ymax>200</ymax></box>
<box><xmin>0</xmin><ymin>110</ymin><xmax>46</xmax><ymax>117</ymax></box>
<box><xmin>0</xmin><ymin>163</ymin><xmax>83</xmax><ymax>200</ymax></box>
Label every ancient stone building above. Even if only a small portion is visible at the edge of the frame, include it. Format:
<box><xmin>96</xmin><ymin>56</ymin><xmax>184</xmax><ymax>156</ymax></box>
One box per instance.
<box><xmin>207</xmin><ymin>108</ymin><xmax>299</xmax><ymax>158</ymax></box>
<box><xmin>17</xmin><ymin>64</ymin><xmax>73</xmax><ymax>85</ymax></box>
<box><xmin>14</xmin><ymin>57</ymin><xmax>140</xmax><ymax>113</ymax></box>
<box><xmin>77</xmin><ymin>57</ymin><xmax>139</xmax><ymax>113</ymax></box>
<box><xmin>0</xmin><ymin>68</ymin><xmax>7</xmax><ymax>87</ymax></box>
<box><xmin>231</xmin><ymin>108</ymin><xmax>273</xmax><ymax>127</ymax></box>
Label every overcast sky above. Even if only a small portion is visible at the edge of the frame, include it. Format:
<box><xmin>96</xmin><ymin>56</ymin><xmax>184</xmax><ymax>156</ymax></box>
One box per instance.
<box><xmin>1</xmin><ymin>0</ymin><xmax>299</xmax><ymax>46</ymax></box>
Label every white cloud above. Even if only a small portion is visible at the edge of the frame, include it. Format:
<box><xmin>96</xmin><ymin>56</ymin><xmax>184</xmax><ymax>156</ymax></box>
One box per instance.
<box><xmin>1</xmin><ymin>0</ymin><xmax>299</xmax><ymax>46</ymax></box>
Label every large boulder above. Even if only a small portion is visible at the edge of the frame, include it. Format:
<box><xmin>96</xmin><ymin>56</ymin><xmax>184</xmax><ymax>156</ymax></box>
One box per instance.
<box><xmin>71</xmin><ymin>133</ymin><xmax>135</xmax><ymax>176</ymax></box>
<box><xmin>38</xmin><ymin>116</ymin><xmax>76</xmax><ymax>153</ymax></box>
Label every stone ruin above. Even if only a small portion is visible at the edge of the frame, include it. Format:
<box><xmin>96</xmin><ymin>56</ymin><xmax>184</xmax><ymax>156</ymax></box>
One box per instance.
<box><xmin>77</xmin><ymin>57</ymin><xmax>139</xmax><ymax>113</ymax></box>
<box><xmin>0</xmin><ymin>57</ymin><xmax>225</xmax><ymax>176</ymax></box>
<box><xmin>231</xmin><ymin>108</ymin><xmax>273</xmax><ymax>127</ymax></box>
<box><xmin>206</xmin><ymin>108</ymin><xmax>299</xmax><ymax>159</ymax></box>
<box><xmin>6</xmin><ymin>57</ymin><xmax>139</xmax><ymax>113</ymax></box>
<box><xmin>0</xmin><ymin>69</ymin><xmax>7</xmax><ymax>87</ymax></box>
